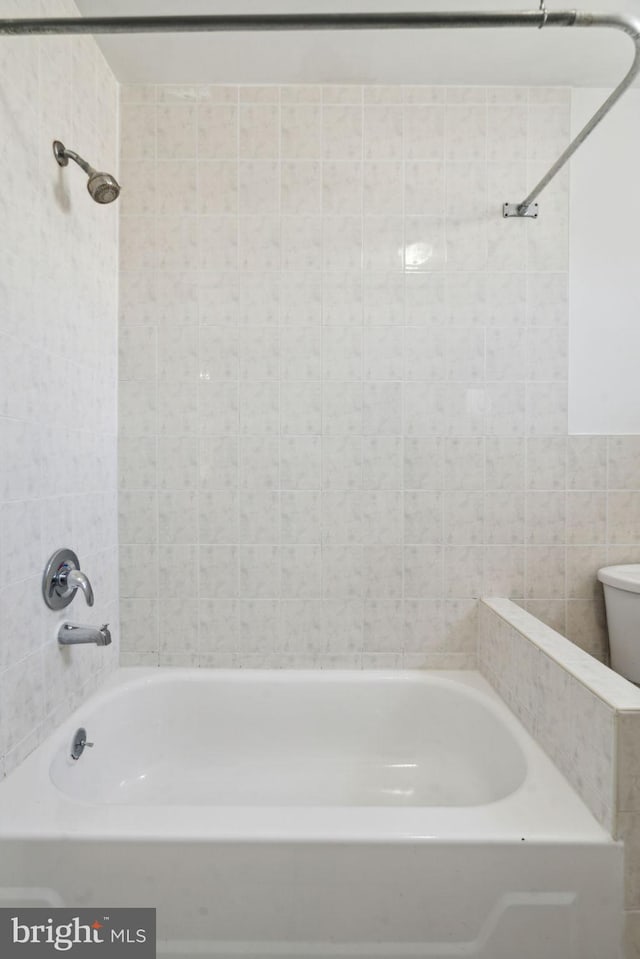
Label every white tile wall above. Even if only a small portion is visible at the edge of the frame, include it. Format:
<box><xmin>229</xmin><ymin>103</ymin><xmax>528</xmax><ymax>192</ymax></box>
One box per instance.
<box><xmin>118</xmin><ymin>82</ymin><xmax>640</xmax><ymax>668</ymax></box>
<box><xmin>0</xmin><ymin>0</ymin><xmax>119</xmax><ymax>778</ymax></box>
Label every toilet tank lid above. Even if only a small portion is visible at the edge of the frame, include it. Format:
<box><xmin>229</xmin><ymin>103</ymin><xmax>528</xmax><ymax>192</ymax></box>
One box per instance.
<box><xmin>598</xmin><ymin>565</ymin><xmax>640</xmax><ymax>593</ymax></box>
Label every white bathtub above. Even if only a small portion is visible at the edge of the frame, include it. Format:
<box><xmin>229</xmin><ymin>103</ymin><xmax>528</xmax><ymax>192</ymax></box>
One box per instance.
<box><xmin>0</xmin><ymin>669</ymin><xmax>624</xmax><ymax>958</ymax></box>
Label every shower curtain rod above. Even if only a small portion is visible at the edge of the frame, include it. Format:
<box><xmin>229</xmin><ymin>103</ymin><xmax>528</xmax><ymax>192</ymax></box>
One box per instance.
<box><xmin>2</xmin><ymin>9</ymin><xmax>639</xmax><ymax>217</ymax></box>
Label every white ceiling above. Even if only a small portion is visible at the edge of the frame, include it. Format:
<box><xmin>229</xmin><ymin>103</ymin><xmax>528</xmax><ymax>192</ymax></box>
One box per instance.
<box><xmin>74</xmin><ymin>0</ymin><xmax>640</xmax><ymax>87</ymax></box>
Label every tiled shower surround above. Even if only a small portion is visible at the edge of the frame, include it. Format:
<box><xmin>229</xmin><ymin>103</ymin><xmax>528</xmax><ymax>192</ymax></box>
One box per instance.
<box><xmin>118</xmin><ymin>82</ymin><xmax>640</xmax><ymax>668</ymax></box>
<box><xmin>0</xmin><ymin>0</ymin><xmax>119</xmax><ymax>777</ymax></box>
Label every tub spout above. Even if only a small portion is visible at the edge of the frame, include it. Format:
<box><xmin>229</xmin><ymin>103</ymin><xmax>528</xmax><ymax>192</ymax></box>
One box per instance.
<box><xmin>58</xmin><ymin>623</ymin><xmax>111</xmax><ymax>646</ymax></box>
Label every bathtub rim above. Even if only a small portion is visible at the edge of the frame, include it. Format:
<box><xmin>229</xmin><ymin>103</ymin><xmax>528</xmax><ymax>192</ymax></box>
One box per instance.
<box><xmin>0</xmin><ymin>668</ymin><xmax>614</xmax><ymax>846</ymax></box>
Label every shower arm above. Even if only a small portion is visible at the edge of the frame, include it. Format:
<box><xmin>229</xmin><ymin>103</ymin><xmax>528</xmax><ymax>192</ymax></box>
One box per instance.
<box><xmin>3</xmin><ymin>9</ymin><xmax>639</xmax><ymax>218</ymax></box>
<box><xmin>53</xmin><ymin>143</ymin><xmax>96</xmax><ymax>177</ymax></box>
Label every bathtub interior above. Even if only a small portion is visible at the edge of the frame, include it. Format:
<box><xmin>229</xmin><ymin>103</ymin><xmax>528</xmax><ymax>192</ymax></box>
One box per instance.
<box><xmin>47</xmin><ymin>671</ymin><xmax>529</xmax><ymax>807</ymax></box>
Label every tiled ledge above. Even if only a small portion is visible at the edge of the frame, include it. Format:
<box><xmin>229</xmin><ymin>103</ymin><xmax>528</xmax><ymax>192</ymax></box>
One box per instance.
<box><xmin>479</xmin><ymin>597</ymin><xmax>640</xmax><ymax>839</ymax></box>
<box><xmin>482</xmin><ymin>597</ymin><xmax>640</xmax><ymax>712</ymax></box>
<box><xmin>480</xmin><ymin>595</ymin><xmax>640</xmax><ymax>944</ymax></box>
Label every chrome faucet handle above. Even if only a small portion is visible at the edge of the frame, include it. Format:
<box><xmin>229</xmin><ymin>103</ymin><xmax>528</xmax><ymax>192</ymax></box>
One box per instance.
<box><xmin>63</xmin><ymin>568</ymin><xmax>94</xmax><ymax>607</ymax></box>
<box><xmin>42</xmin><ymin>549</ymin><xmax>95</xmax><ymax>610</ymax></box>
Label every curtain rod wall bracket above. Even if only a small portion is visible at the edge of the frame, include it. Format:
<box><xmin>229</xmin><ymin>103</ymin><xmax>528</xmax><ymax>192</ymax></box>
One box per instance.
<box><xmin>2</xmin><ymin>9</ymin><xmax>639</xmax><ymax>220</ymax></box>
<box><xmin>503</xmin><ymin>202</ymin><xmax>539</xmax><ymax>219</ymax></box>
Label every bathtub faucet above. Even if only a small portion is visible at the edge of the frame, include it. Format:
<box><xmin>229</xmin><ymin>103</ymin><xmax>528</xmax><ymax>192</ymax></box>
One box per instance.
<box><xmin>58</xmin><ymin>623</ymin><xmax>111</xmax><ymax>646</ymax></box>
<box><xmin>60</xmin><ymin>567</ymin><xmax>94</xmax><ymax>607</ymax></box>
<box><xmin>42</xmin><ymin>548</ymin><xmax>95</xmax><ymax>610</ymax></box>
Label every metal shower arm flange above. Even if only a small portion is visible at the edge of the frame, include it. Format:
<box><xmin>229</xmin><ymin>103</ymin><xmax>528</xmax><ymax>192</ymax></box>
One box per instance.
<box><xmin>1</xmin><ymin>9</ymin><xmax>639</xmax><ymax>219</ymax></box>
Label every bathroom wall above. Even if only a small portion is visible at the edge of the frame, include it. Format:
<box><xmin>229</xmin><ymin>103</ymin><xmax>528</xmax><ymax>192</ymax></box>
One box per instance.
<box><xmin>569</xmin><ymin>87</ymin><xmax>640</xmax><ymax>435</ymax></box>
<box><xmin>118</xmin><ymin>81</ymin><xmax>640</xmax><ymax>668</ymax></box>
<box><xmin>0</xmin><ymin>0</ymin><xmax>119</xmax><ymax>777</ymax></box>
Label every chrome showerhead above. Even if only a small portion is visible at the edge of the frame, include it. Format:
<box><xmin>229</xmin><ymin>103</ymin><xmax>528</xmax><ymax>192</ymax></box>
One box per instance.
<box><xmin>87</xmin><ymin>171</ymin><xmax>120</xmax><ymax>204</ymax></box>
<box><xmin>53</xmin><ymin>139</ymin><xmax>121</xmax><ymax>205</ymax></box>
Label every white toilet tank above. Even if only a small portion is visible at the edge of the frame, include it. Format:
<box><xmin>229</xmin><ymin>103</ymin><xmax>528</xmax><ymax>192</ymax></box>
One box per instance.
<box><xmin>598</xmin><ymin>565</ymin><xmax>640</xmax><ymax>682</ymax></box>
